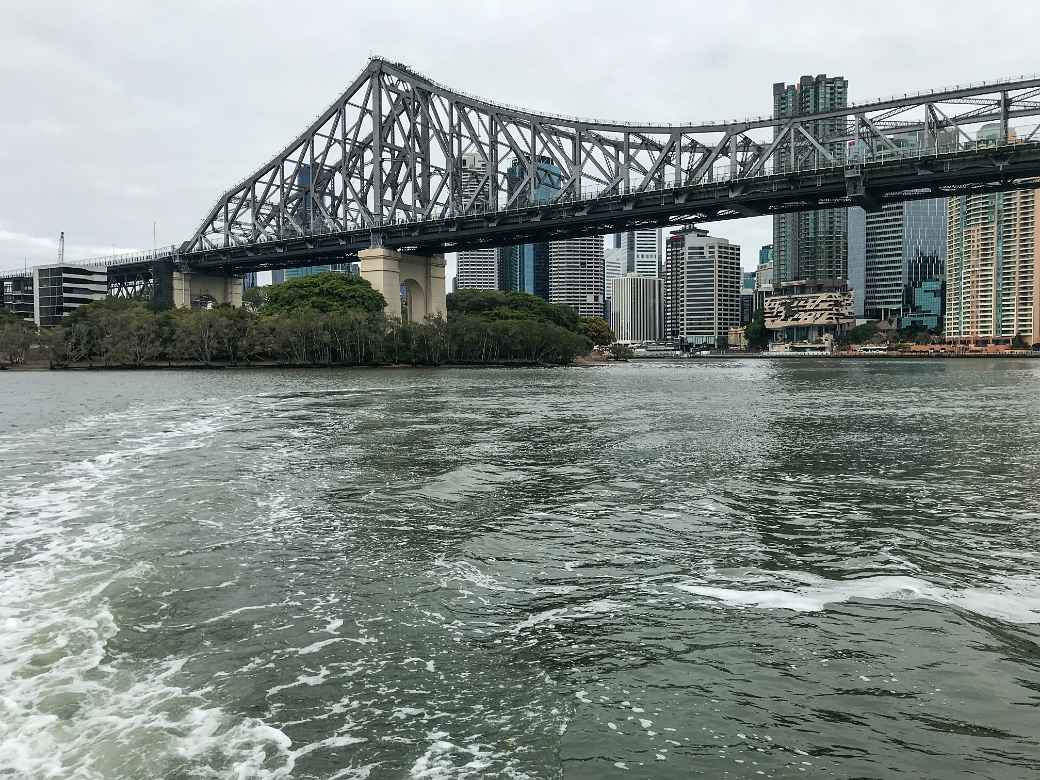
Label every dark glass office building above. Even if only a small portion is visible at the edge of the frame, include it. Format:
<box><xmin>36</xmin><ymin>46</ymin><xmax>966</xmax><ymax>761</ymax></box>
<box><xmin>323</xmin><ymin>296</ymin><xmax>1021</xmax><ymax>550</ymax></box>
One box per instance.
<box><xmin>497</xmin><ymin>157</ymin><xmax>561</xmax><ymax>300</ymax></box>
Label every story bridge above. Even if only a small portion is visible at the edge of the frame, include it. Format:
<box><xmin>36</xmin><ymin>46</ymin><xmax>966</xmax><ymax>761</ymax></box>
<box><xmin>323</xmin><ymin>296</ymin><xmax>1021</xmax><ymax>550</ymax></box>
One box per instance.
<box><xmin>37</xmin><ymin>59</ymin><xmax>1040</xmax><ymax>318</ymax></box>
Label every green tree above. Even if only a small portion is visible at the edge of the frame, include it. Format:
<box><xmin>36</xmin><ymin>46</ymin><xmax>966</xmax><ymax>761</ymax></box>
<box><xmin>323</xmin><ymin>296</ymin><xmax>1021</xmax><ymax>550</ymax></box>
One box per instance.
<box><xmin>447</xmin><ymin>289</ymin><xmax>580</xmax><ymax>332</ymax></box>
<box><xmin>172</xmin><ymin>308</ymin><xmax>221</xmax><ymax>363</ymax></box>
<box><xmin>745</xmin><ymin>310</ymin><xmax>769</xmax><ymax>352</ymax></box>
<box><xmin>578</xmin><ymin>316</ymin><xmax>614</xmax><ymax>346</ymax></box>
<box><xmin>263</xmin><ymin>272</ymin><xmax>386</xmax><ymax>316</ymax></box>
<box><xmin>846</xmin><ymin>322</ymin><xmax>881</xmax><ymax>344</ymax></box>
<box><xmin>41</xmin><ymin>289</ymin><xmax>596</xmax><ymax>369</ymax></box>
<box><xmin>242</xmin><ymin>286</ymin><xmax>267</xmax><ymax>312</ymax></box>
<box><xmin>0</xmin><ymin>312</ymin><xmax>34</xmax><ymax>367</ymax></box>
<box><xmin>608</xmin><ymin>342</ymin><xmax>634</xmax><ymax>361</ymax></box>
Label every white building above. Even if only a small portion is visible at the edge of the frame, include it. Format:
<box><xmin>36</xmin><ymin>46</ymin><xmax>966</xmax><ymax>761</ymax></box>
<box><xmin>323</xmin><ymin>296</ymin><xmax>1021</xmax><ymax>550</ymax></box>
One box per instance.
<box><xmin>609</xmin><ymin>229</ymin><xmax>661</xmax><ymax>277</ymax></box>
<box><xmin>604</xmin><ymin>245</ymin><xmax>625</xmax><ymax>294</ymax></box>
<box><xmin>454</xmin><ymin>153</ymin><xmax>499</xmax><ymax>290</ymax></box>
<box><xmin>549</xmin><ymin>236</ymin><xmax>605</xmax><ymax>317</ymax></box>
<box><xmin>610</xmin><ymin>273</ymin><xmax>662</xmax><ymax>342</ymax></box>
<box><xmin>33</xmin><ymin>264</ymin><xmax>108</xmax><ymax>326</ymax></box>
<box><xmin>663</xmin><ymin>227</ymin><xmax>741</xmax><ymax>347</ymax></box>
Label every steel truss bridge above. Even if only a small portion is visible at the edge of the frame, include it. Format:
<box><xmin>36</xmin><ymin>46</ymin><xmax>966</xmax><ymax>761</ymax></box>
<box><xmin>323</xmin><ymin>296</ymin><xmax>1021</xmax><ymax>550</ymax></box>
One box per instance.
<box><xmin>7</xmin><ymin>58</ymin><xmax>1040</xmax><ymax>296</ymax></box>
<box><xmin>170</xmin><ymin>58</ymin><xmax>1040</xmax><ymax>275</ymax></box>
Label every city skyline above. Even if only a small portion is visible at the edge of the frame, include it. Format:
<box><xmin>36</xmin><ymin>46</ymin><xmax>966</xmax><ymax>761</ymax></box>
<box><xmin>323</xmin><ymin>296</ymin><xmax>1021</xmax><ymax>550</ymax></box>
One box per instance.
<box><xmin>4</xmin><ymin>2</ymin><xmax>1040</xmax><ymax>278</ymax></box>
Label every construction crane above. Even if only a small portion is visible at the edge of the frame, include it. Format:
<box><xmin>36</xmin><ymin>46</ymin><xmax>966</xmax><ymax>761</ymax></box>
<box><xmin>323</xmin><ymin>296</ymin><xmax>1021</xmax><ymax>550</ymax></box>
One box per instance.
<box><xmin>57</xmin><ymin>231</ymin><xmax>64</xmax><ymax>265</ymax></box>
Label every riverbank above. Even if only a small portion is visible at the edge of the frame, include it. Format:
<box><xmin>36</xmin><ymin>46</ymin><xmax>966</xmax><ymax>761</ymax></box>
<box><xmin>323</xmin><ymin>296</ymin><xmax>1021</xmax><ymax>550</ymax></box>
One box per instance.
<box><xmin>1</xmin><ymin>359</ymin><xmax>574</xmax><ymax>371</ymax></box>
<box><xmin>632</xmin><ymin>351</ymin><xmax>1040</xmax><ymax>360</ymax></box>
<box><xmin>4</xmin><ymin>351</ymin><xmax>1036</xmax><ymax>370</ymax></box>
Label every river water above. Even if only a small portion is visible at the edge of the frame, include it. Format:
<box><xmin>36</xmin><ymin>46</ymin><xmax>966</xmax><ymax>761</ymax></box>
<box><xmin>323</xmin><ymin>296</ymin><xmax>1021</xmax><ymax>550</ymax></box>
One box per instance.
<box><xmin>1</xmin><ymin>360</ymin><xmax>1039</xmax><ymax>779</ymax></box>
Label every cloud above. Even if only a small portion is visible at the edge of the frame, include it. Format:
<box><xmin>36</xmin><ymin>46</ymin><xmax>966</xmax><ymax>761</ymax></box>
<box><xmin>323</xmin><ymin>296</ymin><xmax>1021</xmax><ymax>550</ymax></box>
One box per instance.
<box><xmin>0</xmin><ymin>225</ymin><xmax>139</xmax><ymax>272</ymax></box>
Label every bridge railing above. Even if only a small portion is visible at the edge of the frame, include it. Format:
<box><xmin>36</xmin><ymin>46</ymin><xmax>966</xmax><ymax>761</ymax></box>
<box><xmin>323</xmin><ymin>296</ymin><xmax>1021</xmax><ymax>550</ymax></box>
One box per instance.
<box><xmin>2</xmin><ymin>246</ymin><xmax>179</xmax><ymax>279</ymax></box>
<box><xmin>62</xmin><ymin>246</ymin><xmax>179</xmax><ymax>271</ymax></box>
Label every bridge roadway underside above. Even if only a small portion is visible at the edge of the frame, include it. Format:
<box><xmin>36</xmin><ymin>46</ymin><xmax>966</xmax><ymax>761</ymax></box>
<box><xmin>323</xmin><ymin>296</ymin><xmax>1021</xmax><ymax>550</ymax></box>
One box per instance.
<box><xmin>184</xmin><ymin>144</ymin><xmax>1040</xmax><ymax>275</ymax></box>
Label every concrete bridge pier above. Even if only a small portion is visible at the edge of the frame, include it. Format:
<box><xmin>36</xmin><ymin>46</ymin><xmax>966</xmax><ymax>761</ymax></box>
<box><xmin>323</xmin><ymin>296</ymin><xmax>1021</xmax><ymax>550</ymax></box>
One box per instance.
<box><xmin>358</xmin><ymin>247</ymin><xmax>446</xmax><ymax>321</ymax></box>
<box><xmin>171</xmin><ymin>270</ymin><xmax>243</xmax><ymax>309</ymax></box>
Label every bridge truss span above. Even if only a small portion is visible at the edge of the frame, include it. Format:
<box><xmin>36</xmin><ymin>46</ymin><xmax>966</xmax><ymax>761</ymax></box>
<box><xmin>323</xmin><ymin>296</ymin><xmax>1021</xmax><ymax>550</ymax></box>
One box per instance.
<box><xmin>183</xmin><ymin>58</ymin><xmax>1040</xmax><ymax>255</ymax></box>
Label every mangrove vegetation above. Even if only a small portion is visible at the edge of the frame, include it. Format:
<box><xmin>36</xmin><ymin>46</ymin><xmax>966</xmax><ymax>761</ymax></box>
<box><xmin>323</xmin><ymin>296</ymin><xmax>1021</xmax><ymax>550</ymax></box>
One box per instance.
<box><xmin>1</xmin><ymin>273</ymin><xmax>603</xmax><ymax>368</ymax></box>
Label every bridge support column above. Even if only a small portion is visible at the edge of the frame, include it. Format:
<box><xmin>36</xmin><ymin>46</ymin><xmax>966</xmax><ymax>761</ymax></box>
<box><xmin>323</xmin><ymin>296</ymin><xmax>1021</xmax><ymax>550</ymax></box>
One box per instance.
<box><xmin>171</xmin><ymin>270</ymin><xmax>243</xmax><ymax>309</ymax></box>
<box><xmin>358</xmin><ymin>247</ymin><xmax>446</xmax><ymax>321</ymax></box>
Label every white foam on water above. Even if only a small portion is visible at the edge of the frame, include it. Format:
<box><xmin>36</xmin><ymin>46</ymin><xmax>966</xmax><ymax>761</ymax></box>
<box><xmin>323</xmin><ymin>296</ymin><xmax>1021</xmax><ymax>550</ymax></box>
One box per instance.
<box><xmin>408</xmin><ymin>731</ymin><xmax>499</xmax><ymax>779</ymax></box>
<box><xmin>513</xmin><ymin>598</ymin><xmax>622</xmax><ymax>632</ymax></box>
<box><xmin>297</xmin><ymin>637</ymin><xmax>344</xmax><ymax>655</ymax></box>
<box><xmin>392</xmin><ymin>706</ymin><xmax>427</xmax><ymax>720</ymax></box>
<box><xmin>266</xmin><ymin>667</ymin><xmax>332</xmax><ymax>698</ymax></box>
<box><xmin>0</xmin><ymin>409</ymin><xmax>303</xmax><ymax>778</ymax></box>
<box><xmin>675</xmin><ymin>572</ymin><xmax>1040</xmax><ymax>623</ymax></box>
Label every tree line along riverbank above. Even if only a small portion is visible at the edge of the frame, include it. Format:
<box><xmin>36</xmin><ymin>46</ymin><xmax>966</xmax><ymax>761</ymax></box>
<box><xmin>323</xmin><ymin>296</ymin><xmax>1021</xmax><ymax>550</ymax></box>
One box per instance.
<box><xmin>0</xmin><ymin>273</ymin><xmax>620</xmax><ymax>369</ymax></box>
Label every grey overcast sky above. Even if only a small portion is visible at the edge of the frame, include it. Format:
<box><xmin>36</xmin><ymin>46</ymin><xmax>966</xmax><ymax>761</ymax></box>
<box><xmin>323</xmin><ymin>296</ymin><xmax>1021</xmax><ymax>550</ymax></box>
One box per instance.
<box><xmin>2</xmin><ymin>0</ymin><xmax>1038</xmax><ymax>277</ymax></box>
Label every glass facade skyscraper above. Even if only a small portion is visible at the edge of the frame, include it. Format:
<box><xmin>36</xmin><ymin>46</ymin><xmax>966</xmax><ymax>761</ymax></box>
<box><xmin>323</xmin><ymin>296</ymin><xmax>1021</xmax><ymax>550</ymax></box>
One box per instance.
<box><xmin>849</xmin><ymin>199</ymin><xmax>947</xmax><ymax>321</ymax></box>
<box><xmin>498</xmin><ymin>157</ymin><xmax>561</xmax><ymax>299</ymax></box>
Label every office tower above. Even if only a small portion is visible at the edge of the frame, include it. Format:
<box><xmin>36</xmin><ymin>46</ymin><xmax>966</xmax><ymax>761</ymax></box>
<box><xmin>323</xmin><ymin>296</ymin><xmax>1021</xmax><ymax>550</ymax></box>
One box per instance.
<box><xmin>604</xmin><ymin>241</ymin><xmax>625</xmax><ymax>290</ymax></box>
<box><xmin>610</xmin><ymin>274</ymin><xmax>662</xmax><ymax>342</ymax></box>
<box><xmin>548</xmin><ymin>236</ymin><xmax>605</xmax><ymax>318</ymax></box>
<box><xmin>663</xmin><ymin>227</ymin><xmax>742</xmax><ymax>347</ymax></box>
<box><xmin>759</xmin><ymin>244</ymin><xmax>773</xmax><ymax>265</ymax></box>
<box><xmin>848</xmin><ymin>199</ymin><xmax>947</xmax><ymax>321</ymax></box>
<box><xmin>756</xmin><ymin>260</ymin><xmax>774</xmax><ymax>291</ymax></box>
<box><xmin>243</xmin><ymin>272</ymin><xmax>258</xmax><ymax>290</ymax></box>
<box><xmin>266</xmin><ymin>163</ymin><xmax>346</xmax><ymax>281</ymax></box>
<box><xmin>603</xmin><ymin>240</ymin><xmax>626</xmax><ymax>321</ymax></box>
<box><xmin>772</xmin><ymin>75</ymin><xmax>849</xmax><ymax>284</ymax></box>
<box><xmin>902</xmin><ymin>278</ymin><xmax>944</xmax><ymax>331</ymax></box>
<box><xmin>498</xmin><ymin>157</ymin><xmax>561</xmax><ymax>299</ymax></box>
<box><xmin>455</xmin><ymin>153</ymin><xmax>499</xmax><ymax>290</ymax></box>
<box><xmin>610</xmin><ymin>229</ymin><xmax>661</xmax><ymax>277</ymax></box>
<box><xmin>946</xmin><ymin>187</ymin><xmax>1039</xmax><ymax>345</ymax></box>
<box><xmin>32</xmin><ymin>264</ymin><xmax>108</xmax><ymax>326</ymax></box>
<box><xmin>846</xmin><ymin>131</ymin><xmax>948</xmax><ymax>321</ymax></box>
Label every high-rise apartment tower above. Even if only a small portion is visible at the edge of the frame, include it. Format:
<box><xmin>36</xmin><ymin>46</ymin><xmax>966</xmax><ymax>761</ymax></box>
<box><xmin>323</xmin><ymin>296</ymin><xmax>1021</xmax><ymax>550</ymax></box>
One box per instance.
<box><xmin>772</xmin><ymin>75</ymin><xmax>849</xmax><ymax>285</ymax></box>
<box><xmin>548</xmin><ymin>236</ymin><xmax>605</xmax><ymax>318</ymax></box>
<box><xmin>946</xmin><ymin>187</ymin><xmax>1038</xmax><ymax>345</ymax></box>
<box><xmin>455</xmin><ymin>153</ymin><xmax>500</xmax><ymax>290</ymax></box>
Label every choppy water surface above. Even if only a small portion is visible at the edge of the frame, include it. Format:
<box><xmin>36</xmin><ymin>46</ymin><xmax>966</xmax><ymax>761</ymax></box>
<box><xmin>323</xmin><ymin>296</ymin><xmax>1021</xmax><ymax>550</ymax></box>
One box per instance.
<box><xmin>2</xmin><ymin>360</ymin><xmax>1039</xmax><ymax>779</ymax></box>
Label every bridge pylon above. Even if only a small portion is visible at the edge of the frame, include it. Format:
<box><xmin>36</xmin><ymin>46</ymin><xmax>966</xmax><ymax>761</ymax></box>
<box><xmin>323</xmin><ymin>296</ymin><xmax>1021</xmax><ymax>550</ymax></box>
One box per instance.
<box><xmin>170</xmin><ymin>269</ymin><xmax>243</xmax><ymax>309</ymax></box>
<box><xmin>358</xmin><ymin>247</ymin><xmax>446</xmax><ymax>322</ymax></box>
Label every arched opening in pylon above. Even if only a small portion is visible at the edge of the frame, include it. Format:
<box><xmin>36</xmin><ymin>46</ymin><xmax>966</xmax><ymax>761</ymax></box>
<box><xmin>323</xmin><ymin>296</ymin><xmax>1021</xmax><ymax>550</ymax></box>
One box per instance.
<box><xmin>400</xmin><ymin>278</ymin><xmax>426</xmax><ymax>322</ymax></box>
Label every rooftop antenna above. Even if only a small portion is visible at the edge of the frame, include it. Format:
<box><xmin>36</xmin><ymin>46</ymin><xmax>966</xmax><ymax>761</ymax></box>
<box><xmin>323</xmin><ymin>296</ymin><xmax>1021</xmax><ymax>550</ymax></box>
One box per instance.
<box><xmin>57</xmin><ymin>232</ymin><xmax>65</xmax><ymax>265</ymax></box>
